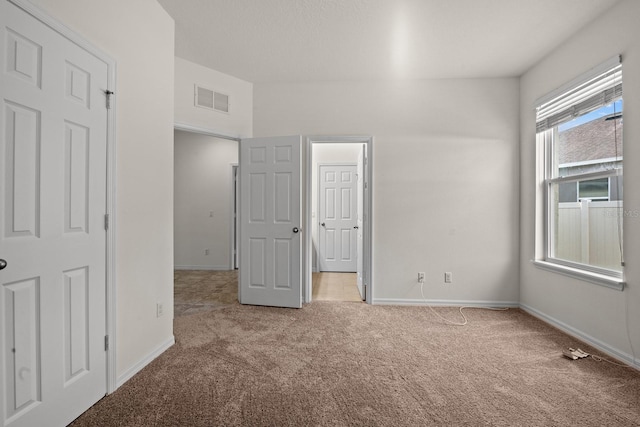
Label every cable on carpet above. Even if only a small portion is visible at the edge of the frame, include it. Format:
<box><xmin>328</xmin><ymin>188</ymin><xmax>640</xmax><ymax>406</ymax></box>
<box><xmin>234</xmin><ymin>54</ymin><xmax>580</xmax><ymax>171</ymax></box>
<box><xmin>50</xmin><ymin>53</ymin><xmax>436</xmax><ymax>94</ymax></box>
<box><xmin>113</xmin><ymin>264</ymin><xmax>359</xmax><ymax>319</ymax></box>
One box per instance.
<box><xmin>419</xmin><ymin>281</ymin><xmax>509</xmax><ymax>326</ymax></box>
<box><xmin>563</xmin><ymin>347</ymin><xmax>632</xmax><ymax>368</ymax></box>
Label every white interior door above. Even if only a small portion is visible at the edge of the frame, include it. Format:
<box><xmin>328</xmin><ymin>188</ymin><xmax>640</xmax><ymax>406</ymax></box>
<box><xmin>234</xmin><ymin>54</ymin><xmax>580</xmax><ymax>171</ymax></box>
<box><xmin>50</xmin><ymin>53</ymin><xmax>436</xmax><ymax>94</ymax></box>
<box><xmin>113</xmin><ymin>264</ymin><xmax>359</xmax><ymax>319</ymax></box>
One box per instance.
<box><xmin>239</xmin><ymin>136</ymin><xmax>302</xmax><ymax>308</ymax></box>
<box><xmin>0</xmin><ymin>2</ymin><xmax>108</xmax><ymax>426</ymax></box>
<box><xmin>356</xmin><ymin>145</ymin><xmax>366</xmax><ymax>299</ymax></box>
<box><xmin>318</xmin><ymin>164</ymin><xmax>357</xmax><ymax>272</ymax></box>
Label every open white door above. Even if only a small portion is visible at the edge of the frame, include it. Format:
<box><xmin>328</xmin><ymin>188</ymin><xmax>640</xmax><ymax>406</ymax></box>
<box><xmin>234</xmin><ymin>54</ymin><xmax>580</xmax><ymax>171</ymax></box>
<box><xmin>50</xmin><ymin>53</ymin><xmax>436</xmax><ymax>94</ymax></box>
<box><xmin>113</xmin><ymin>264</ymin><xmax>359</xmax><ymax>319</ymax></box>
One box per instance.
<box><xmin>356</xmin><ymin>145</ymin><xmax>366</xmax><ymax>300</ymax></box>
<box><xmin>0</xmin><ymin>1</ymin><xmax>109</xmax><ymax>425</ymax></box>
<box><xmin>239</xmin><ymin>136</ymin><xmax>302</xmax><ymax>308</ymax></box>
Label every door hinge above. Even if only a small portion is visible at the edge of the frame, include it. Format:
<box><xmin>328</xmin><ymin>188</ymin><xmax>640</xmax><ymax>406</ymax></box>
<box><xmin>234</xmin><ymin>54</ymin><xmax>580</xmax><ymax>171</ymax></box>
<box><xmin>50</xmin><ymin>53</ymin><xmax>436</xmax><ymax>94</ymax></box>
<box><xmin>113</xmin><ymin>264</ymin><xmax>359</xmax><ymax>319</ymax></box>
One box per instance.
<box><xmin>104</xmin><ymin>335</ymin><xmax>109</xmax><ymax>351</ymax></box>
<box><xmin>105</xmin><ymin>90</ymin><xmax>114</xmax><ymax>109</ymax></box>
<box><xmin>104</xmin><ymin>214</ymin><xmax>109</xmax><ymax>231</ymax></box>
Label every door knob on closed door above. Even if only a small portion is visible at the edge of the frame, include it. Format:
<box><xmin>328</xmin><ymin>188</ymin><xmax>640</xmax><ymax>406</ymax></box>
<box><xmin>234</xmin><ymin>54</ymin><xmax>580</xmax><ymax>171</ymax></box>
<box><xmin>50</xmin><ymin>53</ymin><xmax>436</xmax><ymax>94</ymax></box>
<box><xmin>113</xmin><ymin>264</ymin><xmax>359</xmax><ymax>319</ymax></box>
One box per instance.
<box><xmin>0</xmin><ymin>259</ymin><xmax>6</xmax><ymax>270</ymax></box>
<box><xmin>353</xmin><ymin>226</ymin><xmax>359</xmax><ymax>229</ymax></box>
<box><xmin>321</xmin><ymin>222</ymin><xmax>325</xmax><ymax>227</ymax></box>
<box><xmin>293</xmin><ymin>227</ymin><xmax>301</xmax><ymax>233</ymax></box>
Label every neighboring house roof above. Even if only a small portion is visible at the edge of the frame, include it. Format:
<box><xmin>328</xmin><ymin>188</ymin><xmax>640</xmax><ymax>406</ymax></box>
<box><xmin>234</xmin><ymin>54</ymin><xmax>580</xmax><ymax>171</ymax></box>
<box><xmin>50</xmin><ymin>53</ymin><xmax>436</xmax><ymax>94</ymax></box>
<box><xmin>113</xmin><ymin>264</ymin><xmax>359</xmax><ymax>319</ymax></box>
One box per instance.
<box><xmin>558</xmin><ymin>117</ymin><xmax>623</xmax><ymax>165</ymax></box>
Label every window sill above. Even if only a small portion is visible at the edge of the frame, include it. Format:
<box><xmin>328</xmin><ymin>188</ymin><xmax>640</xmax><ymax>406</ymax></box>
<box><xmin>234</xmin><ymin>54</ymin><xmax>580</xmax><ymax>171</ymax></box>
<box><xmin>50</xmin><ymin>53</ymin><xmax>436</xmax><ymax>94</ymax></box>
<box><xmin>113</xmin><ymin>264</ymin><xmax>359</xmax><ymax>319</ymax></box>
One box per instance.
<box><xmin>532</xmin><ymin>260</ymin><xmax>625</xmax><ymax>291</ymax></box>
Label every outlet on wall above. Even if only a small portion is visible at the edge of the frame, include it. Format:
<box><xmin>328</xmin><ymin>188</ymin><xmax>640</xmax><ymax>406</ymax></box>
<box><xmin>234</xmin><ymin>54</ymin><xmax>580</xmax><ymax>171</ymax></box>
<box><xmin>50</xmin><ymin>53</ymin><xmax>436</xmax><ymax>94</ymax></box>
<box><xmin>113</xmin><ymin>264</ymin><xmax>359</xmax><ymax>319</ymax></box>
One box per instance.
<box><xmin>418</xmin><ymin>272</ymin><xmax>425</xmax><ymax>284</ymax></box>
<box><xmin>156</xmin><ymin>302</ymin><xmax>164</xmax><ymax>318</ymax></box>
<box><xmin>444</xmin><ymin>272</ymin><xmax>452</xmax><ymax>283</ymax></box>
<box><xmin>204</xmin><ymin>248</ymin><xmax>209</xmax><ymax>255</ymax></box>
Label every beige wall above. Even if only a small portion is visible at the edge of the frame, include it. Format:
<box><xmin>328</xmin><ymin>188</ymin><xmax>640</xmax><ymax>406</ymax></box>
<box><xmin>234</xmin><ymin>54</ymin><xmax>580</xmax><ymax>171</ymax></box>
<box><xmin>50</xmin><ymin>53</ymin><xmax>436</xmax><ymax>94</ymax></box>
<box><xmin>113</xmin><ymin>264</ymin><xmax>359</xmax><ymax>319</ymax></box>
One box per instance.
<box><xmin>255</xmin><ymin>78</ymin><xmax>521</xmax><ymax>304</ymax></box>
<box><xmin>29</xmin><ymin>0</ymin><xmax>176</xmax><ymax>382</ymax></box>
<box><xmin>174</xmin><ymin>130</ymin><xmax>238</xmax><ymax>269</ymax></box>
<box><xmin>175</xmin><ymin>57</ymin><xmax>253</xmax><ymax>137</ymax></box>
<box><xmin>520</xmin><ymin>0</ymin><xmax>640</xmax><ymax>364</ymax></box>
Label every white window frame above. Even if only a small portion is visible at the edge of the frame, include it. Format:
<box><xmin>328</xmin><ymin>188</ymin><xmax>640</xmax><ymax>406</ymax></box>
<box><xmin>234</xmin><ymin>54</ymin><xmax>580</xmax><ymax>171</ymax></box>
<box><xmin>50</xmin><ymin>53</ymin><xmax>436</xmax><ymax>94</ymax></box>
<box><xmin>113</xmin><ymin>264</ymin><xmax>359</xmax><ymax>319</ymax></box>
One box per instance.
<box><xmin>533</xmin><ymin>57</ymin><xmax>625</xmax><ymax>290</ymax></box>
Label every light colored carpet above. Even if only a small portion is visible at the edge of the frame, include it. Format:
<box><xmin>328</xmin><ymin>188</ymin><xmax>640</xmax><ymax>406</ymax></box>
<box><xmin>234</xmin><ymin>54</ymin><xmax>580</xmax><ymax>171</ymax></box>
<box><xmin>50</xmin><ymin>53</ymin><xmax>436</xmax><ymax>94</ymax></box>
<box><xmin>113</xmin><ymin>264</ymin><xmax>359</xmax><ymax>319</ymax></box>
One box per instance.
<box><xmin>71</xmin><ymin>303</ymin><xmax>640</xmax><ymax>426</ymax></box>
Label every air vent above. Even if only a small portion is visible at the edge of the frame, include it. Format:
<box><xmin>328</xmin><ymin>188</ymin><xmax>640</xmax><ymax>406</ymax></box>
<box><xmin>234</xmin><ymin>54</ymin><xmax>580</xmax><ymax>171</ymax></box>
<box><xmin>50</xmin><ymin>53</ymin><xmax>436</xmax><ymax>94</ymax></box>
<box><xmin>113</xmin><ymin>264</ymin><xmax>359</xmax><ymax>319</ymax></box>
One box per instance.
<box><xmin>195</xmin><ymin>84</ymin><xmax>229</xmax><ymax>114</ymax></box>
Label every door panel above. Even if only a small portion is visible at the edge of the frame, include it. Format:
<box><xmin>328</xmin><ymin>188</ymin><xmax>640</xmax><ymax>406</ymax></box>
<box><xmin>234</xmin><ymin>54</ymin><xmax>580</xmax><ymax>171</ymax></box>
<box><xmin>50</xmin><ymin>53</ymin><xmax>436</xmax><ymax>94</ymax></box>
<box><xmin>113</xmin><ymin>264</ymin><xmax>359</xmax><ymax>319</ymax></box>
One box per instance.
<box><xmin>4</xmin><ymin>101</ymin><xmax>40</xmax><ymax>238</ymax></box>
<box><xmin>239</xmin><ymin>136</ymin><xmax>302</xmax><ymax>308</ymax></box>
<box><xmin>0</xmin><ymin>2</ymin><xmax>108</xmax><ymax>425</ymax></box>
<box><xmin>3</xmin><ymin>278</ymin><xmax>40</xmax><ymax>419</ymax></box>
<box><xmin>319</xmin><ymin>165</ymin><xmax>357</xmax><ymax>272</ymax></box>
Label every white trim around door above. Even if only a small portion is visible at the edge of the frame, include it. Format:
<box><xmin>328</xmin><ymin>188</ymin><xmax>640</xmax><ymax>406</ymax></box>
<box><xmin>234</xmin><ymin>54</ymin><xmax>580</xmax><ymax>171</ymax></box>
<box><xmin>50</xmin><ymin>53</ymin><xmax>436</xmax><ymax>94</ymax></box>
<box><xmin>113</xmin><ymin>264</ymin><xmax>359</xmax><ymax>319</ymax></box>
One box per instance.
<box><xmin>305</xmin><ymin>136</ymin><xmax>374</xmax><ymax>304</ymax></box>
<box><xmin>230</xmin><ymin>164</ymin><xmax>239</xmax><ymax>270</ymax></box>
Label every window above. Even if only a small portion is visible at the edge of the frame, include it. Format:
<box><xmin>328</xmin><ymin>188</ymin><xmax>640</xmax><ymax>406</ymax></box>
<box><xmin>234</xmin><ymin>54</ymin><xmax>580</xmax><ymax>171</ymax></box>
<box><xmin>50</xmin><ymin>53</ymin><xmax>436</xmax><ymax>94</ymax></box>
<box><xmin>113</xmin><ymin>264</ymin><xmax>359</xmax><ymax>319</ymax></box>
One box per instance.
<box><xmin>535</xmin><ymin>57</ymin><xmax>624</xmax><ymax>287</ymax></box>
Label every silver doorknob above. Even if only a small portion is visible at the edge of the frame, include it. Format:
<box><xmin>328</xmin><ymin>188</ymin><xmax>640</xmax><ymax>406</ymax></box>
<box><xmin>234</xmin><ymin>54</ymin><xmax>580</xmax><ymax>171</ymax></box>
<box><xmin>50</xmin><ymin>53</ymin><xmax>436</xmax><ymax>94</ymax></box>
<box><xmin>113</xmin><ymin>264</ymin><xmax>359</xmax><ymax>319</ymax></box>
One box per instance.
<box><xmin>0</xmin><ymin>259</ymin><xmax>6</xmax><ymax>270</ymax></box>
<box><xmin>293</xmin><ymin>227</ymin><xmax>300</xmax><ymax>233</ymax></box>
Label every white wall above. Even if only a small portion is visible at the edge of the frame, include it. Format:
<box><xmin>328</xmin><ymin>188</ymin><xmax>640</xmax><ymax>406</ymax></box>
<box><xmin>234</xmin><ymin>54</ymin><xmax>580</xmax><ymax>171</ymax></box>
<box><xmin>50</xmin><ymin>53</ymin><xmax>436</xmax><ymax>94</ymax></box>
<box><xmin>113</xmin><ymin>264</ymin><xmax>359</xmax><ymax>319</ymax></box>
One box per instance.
<box><xmin>174</xmin><ymin>131</ymin><xmax>238</xmax><ymax>269</ymax></box>
<box><xmin>30</xmin><ymin>0</ymin><xmax>176</xmax><ymax>381</ymax></box>
<box><xmin>255</xmin><ymin>78</ymin><xmax>520</xmax><ymax>304</ymax></box>
<box><xmin>175</xmin><ymin>57</ymin><xmax>253</xmax><ymax>138</ymax></box>
<box><xmin>520</xmin><ymin>0</ymin><xmax>640</xmax><ymax>366</ymax></box>
<box><xmin>311</xmin><ymin>143</ymin><xmax>362</xmax><ymax>271</ymax></box>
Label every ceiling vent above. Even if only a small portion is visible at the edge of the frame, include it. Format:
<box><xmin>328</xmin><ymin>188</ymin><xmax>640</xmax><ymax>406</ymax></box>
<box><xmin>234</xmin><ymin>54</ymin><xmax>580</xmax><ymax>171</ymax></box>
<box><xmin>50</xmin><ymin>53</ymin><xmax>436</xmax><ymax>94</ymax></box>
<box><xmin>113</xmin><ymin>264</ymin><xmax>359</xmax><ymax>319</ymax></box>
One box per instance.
<box><xmin>195</xmin><ymin>84</ymin><xmax>229</xmax><ymax>113</ymax></box>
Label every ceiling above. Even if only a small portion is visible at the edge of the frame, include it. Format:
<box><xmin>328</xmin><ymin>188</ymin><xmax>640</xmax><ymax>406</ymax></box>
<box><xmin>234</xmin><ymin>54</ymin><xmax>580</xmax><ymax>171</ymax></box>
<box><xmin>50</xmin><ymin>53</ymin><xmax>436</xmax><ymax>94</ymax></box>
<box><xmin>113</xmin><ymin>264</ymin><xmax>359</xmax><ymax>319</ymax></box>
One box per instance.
<box><xmin>157</xmin><ymin>0</ymin><xmax>620</xmax><ymax>83</ymax></box>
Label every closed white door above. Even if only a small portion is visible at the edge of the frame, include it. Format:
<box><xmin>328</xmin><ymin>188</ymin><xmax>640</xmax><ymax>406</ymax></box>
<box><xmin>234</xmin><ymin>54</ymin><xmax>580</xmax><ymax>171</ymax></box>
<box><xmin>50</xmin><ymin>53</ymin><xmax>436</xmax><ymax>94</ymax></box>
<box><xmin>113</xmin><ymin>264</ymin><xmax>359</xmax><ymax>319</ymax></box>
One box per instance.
<box><xmin>319</xmin><ymin>164</ymin><xmax>357</xmax><ymax>272</ymax></box>
<box><xmin>0</xmin><ymin>2</ymin><xmax>108</xmax><ymax>426</ymax></box>
<box><xmin>356</xmin><ymin>146</ymin><xmax>366</xmax><ymax>299</ymax></box>
<box><xmin>239</xmin><ymin>136</ymin><xmax>302</xmax><ymax>308</ymax></box>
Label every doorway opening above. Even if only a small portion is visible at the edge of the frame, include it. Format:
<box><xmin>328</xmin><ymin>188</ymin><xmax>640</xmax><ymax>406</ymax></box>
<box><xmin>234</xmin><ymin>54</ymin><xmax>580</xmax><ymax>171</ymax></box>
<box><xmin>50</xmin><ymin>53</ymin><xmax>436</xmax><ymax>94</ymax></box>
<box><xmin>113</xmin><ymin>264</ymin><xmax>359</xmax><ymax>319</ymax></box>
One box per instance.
<box><xmin>306</xmin><ymin>136</ymin><xmax>373</xmax><ymax>305</ymax></box>
<box><xmin>174</xmin><ymin>128</ymin><xmax>239</xmax><ymax>271</ymax></box>
<box><xmin>173</xmin><ymin>126</ymin><xmax>240</xmax><ymax>315</ymax></box>
<box><xmin>174</xmin><ymin>131</ymin><xmax>372</xmax><ymax>308</ymax></box>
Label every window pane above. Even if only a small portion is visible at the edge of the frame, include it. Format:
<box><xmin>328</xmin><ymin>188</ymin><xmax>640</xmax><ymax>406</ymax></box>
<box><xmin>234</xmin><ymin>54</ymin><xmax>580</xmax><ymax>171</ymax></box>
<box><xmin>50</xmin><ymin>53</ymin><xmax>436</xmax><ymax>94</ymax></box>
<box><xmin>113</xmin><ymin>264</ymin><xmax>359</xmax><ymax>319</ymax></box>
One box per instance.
<box><xmin>578</xmin><ymin>178</ymin><xmax>608</xmax><ymax>200</ymax></box>
<box><xmin>558</xmin><ymin>182</ymin><xmax>577</xmax><ymax>203</ymax></box>
<box><xmin>554</xmin><ymin>101</ymin><xmax>623</xmax><ymax>179</ymax></box>
<box><xmin>550</xmin><ymin>182</ymin><xmax>623</xmax><ymax>272</ymax></box>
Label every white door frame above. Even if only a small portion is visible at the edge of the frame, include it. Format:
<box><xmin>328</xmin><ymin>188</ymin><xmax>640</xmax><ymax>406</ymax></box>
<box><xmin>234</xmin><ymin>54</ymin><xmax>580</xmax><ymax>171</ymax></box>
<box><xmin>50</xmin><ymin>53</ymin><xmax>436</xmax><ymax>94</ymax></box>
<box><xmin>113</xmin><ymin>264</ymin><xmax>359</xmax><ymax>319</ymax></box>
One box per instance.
<box><xmin>11</xmin><ymin>0</ymin><xmax>118</xmax><ymax>393</ymax></box>
<box><xmin>230</xmin><ymin>164</ymin><xmax>239</xmax><ymax>270</ymax></box>
<box><xmin>305</xmin><ymin>136</ymin><xmax>373</xmax><ymax>304</ymax></box>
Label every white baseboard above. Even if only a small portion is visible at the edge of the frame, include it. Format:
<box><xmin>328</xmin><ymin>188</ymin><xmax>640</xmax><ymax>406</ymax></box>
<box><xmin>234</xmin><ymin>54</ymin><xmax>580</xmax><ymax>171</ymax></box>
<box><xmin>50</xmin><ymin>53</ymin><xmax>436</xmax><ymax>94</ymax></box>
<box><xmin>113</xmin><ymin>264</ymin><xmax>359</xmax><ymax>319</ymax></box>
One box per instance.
<box><xmin>520</xmin><ymin>303</ymin><xmax>639</xmax><ymax>370</ymax></box>
<box><xmin>373</xmin><ymin>298</ymin><xmax>519</xmax><ymax>308</ymax></box>
<box><xmin>174</xmin><ymin>265</ymin><xmax>231</xmax><ymax>271</ymax></box>
<box><xmin>116</xmin><ymin>335</ymin><xmax>175</xmax><ymax>389</ymax></box>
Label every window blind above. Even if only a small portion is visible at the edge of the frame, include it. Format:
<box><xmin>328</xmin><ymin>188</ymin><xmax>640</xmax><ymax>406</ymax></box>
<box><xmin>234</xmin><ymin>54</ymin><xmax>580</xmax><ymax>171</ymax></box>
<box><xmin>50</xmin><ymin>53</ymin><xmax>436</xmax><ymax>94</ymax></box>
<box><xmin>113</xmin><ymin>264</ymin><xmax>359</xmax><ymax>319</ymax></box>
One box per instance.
<box><xmin>535</xmin><ymin>56</ymin><xmax>622</xmax><ymax>133</ymax></box>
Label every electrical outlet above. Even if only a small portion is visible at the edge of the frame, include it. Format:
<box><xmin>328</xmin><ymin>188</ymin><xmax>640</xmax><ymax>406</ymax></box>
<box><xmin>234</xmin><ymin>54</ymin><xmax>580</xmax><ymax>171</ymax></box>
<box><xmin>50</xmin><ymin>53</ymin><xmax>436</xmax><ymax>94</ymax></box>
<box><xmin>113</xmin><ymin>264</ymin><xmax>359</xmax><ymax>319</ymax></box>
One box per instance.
<box><xmin>156</xmin><ymin>302</ymin><xmax>164</xmax><ymax>318</ymax></box>
<box><xmin>444</xmin><ymin>272</ymin><xmax>452</xmax><ymax>283</ymax></box>
<box><xmin>204</xmin><ymin>248</ymin><xmax>209</xmax><ymax>255</ymax></box>
<box><xmin>418</xmin><ymin>272</ymin><xmax>425</xmax><ymax>284</ymax></box>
